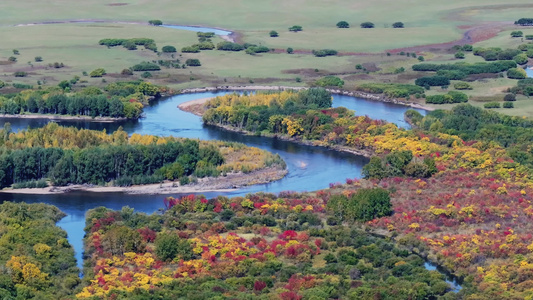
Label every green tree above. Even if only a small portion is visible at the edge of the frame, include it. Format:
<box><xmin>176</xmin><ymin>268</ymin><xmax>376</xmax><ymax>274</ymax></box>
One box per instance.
<box><xmin>109</xmin><ymin>98</ymin><xmax>124</xmax><ymax>118</ymax></box>
<box><xmin>155</xmin><ymin>233</ymin><xmax>193</xmax><ymax>261</ymax></box>
<box><xmin>511</xmin><ymin>31</ymin><xmax>523</xmax><ymax>37</ymax></box>
<box><xmin>186</xmin><ymin>59</ymin><xmax>201</xmax><ymax>66</ymax></box>
<box><xmin>336</xmin><ymin>21</ymin><xmax>350</xmax><ymax>28</ymax></box>
<box><xmin>392</xmin><ymin>22</ymin><xmax>404</xmax><ymax>28</ymax></box>
<box><xmin>289</xmin><ymin>25</ymin><xmax>303</xmax><ymax>32</ymax></box>
<box><xmin>507</xmin><ymin>68</ymin><xmax>527</xmax><ymax>79</ymax></box>
<box><xmin>89</xmin><ymin>68</ymin><xmax>106</xmax><ymax>77</ymax></box>
<box><xmin>148</xmin><ymin>20</ymin><xmax>163</xmax><ymax>26</ymax></box>
<box><xmin>287</xmin><ymin>47</ymin><xmax>294</xmax><ymax>54</ymax></box>
<box><xmin>269</xmin><ymin>30</ymin><xmax>279</xmax><ymax>37</ymax></box>
<box><xmin>58</xmin><ymin>80</ymin><xmax>70</xmax><ymax>90</ymax></box>
<box><xmin>101</xmin><ymin>226</ymin><xmax>143</xmax><ymax>255</ymax></box>
<box><xmin>162</xmin><ymin>45</ymin><xmax>177</xmax><ymax>53</ymax></box>
<box><xmin>455</xmin><ymin>51</ymin><xmax>465</xmax><ymax>59</ymax></box>
<box><xmin>360</xmin><ymin>22</ymin><xmax>374</xmax><ymax>28</ymax></box>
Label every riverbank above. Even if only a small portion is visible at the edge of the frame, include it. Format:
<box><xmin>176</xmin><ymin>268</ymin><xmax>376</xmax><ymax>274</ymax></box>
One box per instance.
<box><xmin>0</xmin><ymin>113</ymin><xmax>128</xmax><ymax>122</ymax></box>
<box><xmin>1</xmin><ymin>166</ymin><xmax>287</xmax><ymax>195</ymax></box>
<box><xmin>179</xmin><ymin>100</ymin><xmax>375</xmax><ymax>159</ymax></box>
<box><xmin>179</xmin><ymin>86</ymin><xmax>435</xmax><ymax>111</ymax></box>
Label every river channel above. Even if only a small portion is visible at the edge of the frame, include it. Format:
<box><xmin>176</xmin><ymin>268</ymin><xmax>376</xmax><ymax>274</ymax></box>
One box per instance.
<box><xmin>0</xmin><ymin>91</ymin><xmax>462</xmax><ymax>290</ymax></box>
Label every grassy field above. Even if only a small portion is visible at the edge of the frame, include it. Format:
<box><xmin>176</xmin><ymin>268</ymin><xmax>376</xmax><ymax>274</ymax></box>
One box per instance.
<box><xmin>1</xmin><ymin>0</ymin><xmax>533</xmax><ymax>116</ymax></box>
<box><xmin>475</xmin><ymin>29</ymin><xmax>533</xmax><ymax>49</ymax></box>
<box><xmin>0</xmin><ymin>0</ymin><xmax>532</xmax><ymax>52</ymax></box>
<box><xmin>0</xmin><ymin>23</ymin><xmax>416</xmax><ymax>90</ymax></box>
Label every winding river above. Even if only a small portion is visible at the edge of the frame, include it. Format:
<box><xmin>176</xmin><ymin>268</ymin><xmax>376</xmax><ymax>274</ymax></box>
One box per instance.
<box><xmin>0</xmin><ymin>91</ymin><xmax>462</xmax><ymax>290</ymax></box>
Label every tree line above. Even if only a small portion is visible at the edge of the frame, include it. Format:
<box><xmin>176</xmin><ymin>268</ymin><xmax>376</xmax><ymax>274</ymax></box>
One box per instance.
<box><xmin>0</xmin><ymin>125</ymin><xmax>226</xmax><ymax>189</ymax></box>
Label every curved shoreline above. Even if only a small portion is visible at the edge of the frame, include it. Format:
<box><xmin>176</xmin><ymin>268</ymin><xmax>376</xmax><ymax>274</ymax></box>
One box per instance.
<box><xmin>0</xmin><ymin>113</ymin><xmax>128</xmax><ymax>122</ymax></box>
<box><xmin>1</xmin><ymin>166</ymin><xmax>287</xmax><ymax>195</ymax></box>
<box><xmin>179</xmin><ymin>85</ymin><xmax>434</xmax><ymax>111</ymax></box>
<box><xmin>178</xmin><ymin>96</ymin><xmax>375</xmax><ymax>159</ymax></box>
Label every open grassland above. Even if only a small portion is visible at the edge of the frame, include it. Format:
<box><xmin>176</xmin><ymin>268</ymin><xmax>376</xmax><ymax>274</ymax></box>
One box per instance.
<box><xmin>475</xmin><ymin>29</ymin><xmax>533</xmax><ymax>49</ymax></box>
<box><xmin>243</xmin><ymin>27</ymin><xmax>459</xmax><ymax>53</ymax></box>
<box><xmin>0</xmin><ymin>0</ymin><xmax>533</xmax><ymax>116</ymax></box>
<box><xmin>0</xmin><ymin>0</ymin><xmax>532</xmax><ymax>52</ymax></box>
<box><xmin>0</xmin><ymin>23</ymin><xmax>415</xmax><ymax>90</ymax></box>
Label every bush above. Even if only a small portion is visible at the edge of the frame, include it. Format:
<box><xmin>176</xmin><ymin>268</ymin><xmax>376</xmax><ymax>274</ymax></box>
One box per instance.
<box><xmin>360</xmin><ymin>22</ymin><xmax>374</xmax><ymax>28</ymax></box>
<box><xmin>13</xmin><ymin>83</ymin><xmax>32</xmax><ymax>89</ymax></box>
<box><xmin>245</xmin><ymin>46</ymin><xmax>270</xmax><ymax>55</ymax></box>
<box><xmin>269</xmin><ymin>30</ymin><xmax>278</xmax><ymax>37</ymax></box>
<box><xmin>454</xmin><ymin>82</ymin><xmax>473</xmax><ymax>90</ymax></box>
<box><xmin>216</xmin><ymin>42</ymin><xmax>244</xmax><ymax>51</ymax></box>
<box><xmin>503</xmin><ymin>102</ymin><xmax>514</xmax><ymax>108</ymax></box>
<box><xmin>8</xmin><ymin>56</ymin><xmax>16</xmax><ymax>62</ymax></box>
<box><xmin>504</xmin><ymin>93</ymin><xmax>516</xmax><ymax>101</ymax></box>
<box><xmin>14</xmin><ymin>71</ymin><xmax>27</xmax><ymax>77</ymax></box>
<box><xmin>514</xmin><ymin>53</ymin><xmax>529</xmax><ymax>65</ymax></box>
<box><xmin>148</xmin><ymin>20</ymin><xmax>163</xmax><ymax>26</ymax></box>
<box><xmin>314</xmin><ymin>76</ymin><xmax>344</xmax><ymax>87</ymax></box>
<box><xmin>287</xmin><ymin>47</ymin><xmax>294</xmax><ymax>54</ymax></box>
<box><xmin>312</xmin><ymin>49</ymin><xmax>338</xmax><ymax>57</ymax></box>
<box><xmin>288</xmin><ymin>25</ymin><xmax>303</xmax><ymax>32</ymax></box>
<box><xmin>426</xmin><ymin>91</ymin><xmax>468</xmax><ymax>104</ymax></box>
<box><xmin>511</xmin><ymin>31</ymin><xmax>524</xmax><ymax>37</ymax></box>
<box><xmin>131</xmin><ymin>62</ymin><xmax>161</xmax><ymax>71</ymax></box>
<box><xmin>392</xmin><ymin>22</ymin><xmax>404</xmax><ymax>28</ymax></box>
<box><xmin>336</xmin><ymin>21</ymin><xmax>350</xmax><ymax>28</ymax></box>
<box><xmin>526</xmin><ymin>35</ymin><xmax>533</xmax><ymax>40</ymax></box>
<box><xmin>197</xmin><ymin>32</ymin><xmax>215</xmax><ymax>38</ymax></box>
<box><xmin>186</xmin><ymin>59</ymin><xmax>201</xmax><ymax>66</ymax></box>
<box><xmin>455</xmin><ymin>51</ymin><xmax>465</xmax><ymax>59</ymax></box>
<box><xmin>122</xmin><ymin>40</ymin><xmax>137</xmax><ymax>50</ymax></box>
<box><xmin>484</xmin><ymin>102</ymin><xmax>501</xmax><ymax>108</ymax></box>
<box><xmin>34</xmin><ymin>56</ymin><xmax>43</xmax><ymax>62</ymax></box>
<box><xmin>89</xmin><ymin>68</ymin><xmax>106</xmax><ymax>77</ymax></box>
<box><xmin>507</xmin><ymin>68</ymin><xmax>527</xmax><ymax>79</ymax></box>
<box><xmin>141</xmin><ymin>72</ymin><xmax>152</xmax><ymax>78</ymax></box>
<box><xmin>462</xmin><ymin>44</ymin><xmax>473</xmax><ymax>51</ymax></box>
<box><xmin>162</xmin><ymin>45</ymin><xmax>177</xmax><ymax>53</ymax></box>
<box><xmin>181</xmin><ymin>45</ymin><xmax>200</xmax><ymax>53</ymax></box>
<box><xmin>194</xmin><ymin>42</ymin><xmax>215</xmax><ymax>50</ymax></box>
<box><xmin>121</xmin><ymin>69</ymin><xmax>133</xmax><ymax>75</ymax></box>
<box><xmin>415</xmin><ymin>76</ymin><xmax>450</xmax><ymax>87</ymax></box>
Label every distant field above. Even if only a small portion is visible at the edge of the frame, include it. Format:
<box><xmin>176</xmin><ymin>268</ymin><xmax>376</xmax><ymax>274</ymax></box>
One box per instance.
<box><xmin>0</xmin><ymin>0</ymin><xmax>532</xmax><ymax>52</ymax></box>
<box><xmin>0</xmin><ymin>23</ymin><xmax>405</xmax><ymax>89</ymax></box>
<box><xmin>475</xmin><ymin>29</ymin><xmax>533</xmax><ymax>49</ymax></box>
<box><xmin>1</xmin><ymin>0</ymin><xmax>533</xmax><ymax>117</ymax></box>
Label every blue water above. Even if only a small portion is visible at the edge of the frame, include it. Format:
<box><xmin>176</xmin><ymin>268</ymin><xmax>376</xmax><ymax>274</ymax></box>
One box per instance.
<box><xmin>0</xmin><ymin>92</ymin><xmax>458</xmax><ymax>287</ymax></box>
<box><xmin>161</xmin><ymin>25</ymin><xmax>232</xmax><ymax>36</ymax></box>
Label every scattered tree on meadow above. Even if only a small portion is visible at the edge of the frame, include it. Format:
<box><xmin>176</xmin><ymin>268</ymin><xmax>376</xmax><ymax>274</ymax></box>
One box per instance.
<box><xmin>336</xmin><ymin>21</ymin><xmax>349</xmax><ymax>28</ymax></box>
<box><xmin>392</xmin><ymin>22</ymin><xmax>404</xmax><ymax>28</ymax></box>
<box><xmin>148</xmin><ymin>20</ymin><xmax>163</xmax><ymax>26</ymax></box>
<box><xmin>360</xmin><ymin>22</ymin><xmax>374</xmax><ymax>28</ymax></box>
<box><xmin>288</xmin><ymin>25</ymin><xmax>303</xmax><ymax>32</ymax></box>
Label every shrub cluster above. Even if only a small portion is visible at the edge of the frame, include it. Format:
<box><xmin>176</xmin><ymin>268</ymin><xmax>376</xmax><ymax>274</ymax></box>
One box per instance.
<box><xmin>425</xmin><ymin>91</ymin><xmax>468</xmax><ymax>104</ymax></box>
<box><xmin>312</xmin><ymin>49</ymin><xmax>338</xmax><ymax>57</ymax></box>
